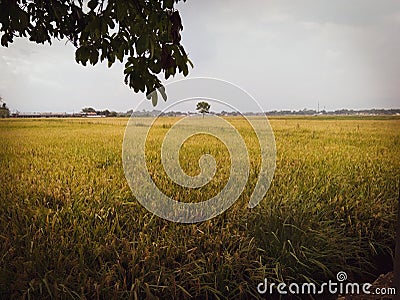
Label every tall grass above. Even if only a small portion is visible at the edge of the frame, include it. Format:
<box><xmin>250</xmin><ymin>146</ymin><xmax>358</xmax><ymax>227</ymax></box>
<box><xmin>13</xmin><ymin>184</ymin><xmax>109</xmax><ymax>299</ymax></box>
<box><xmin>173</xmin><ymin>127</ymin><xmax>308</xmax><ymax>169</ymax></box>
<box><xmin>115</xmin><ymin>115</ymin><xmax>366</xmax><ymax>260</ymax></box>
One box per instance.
<box><xmin>0</xmin><ymin>117</ymin><xmax>398</xmax><ymax>299</ymax></box>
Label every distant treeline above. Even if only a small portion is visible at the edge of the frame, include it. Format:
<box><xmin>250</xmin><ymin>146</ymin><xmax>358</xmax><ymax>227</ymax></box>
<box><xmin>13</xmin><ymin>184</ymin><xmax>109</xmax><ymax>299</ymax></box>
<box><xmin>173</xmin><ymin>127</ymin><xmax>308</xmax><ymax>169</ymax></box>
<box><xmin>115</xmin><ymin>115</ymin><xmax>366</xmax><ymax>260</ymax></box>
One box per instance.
<box><xmin>123</xmin><ymin>108</ymin><xmax>400</xmax><ymax>117</ymax></box>
<box><xmin>262</xmin><ymin>108</ymin><xmax>400</xmax><ymax>116</ymax></box>
<box><xmin>132</xmin><ymin>108</ymin><xmax>400</xmax><ymax>117</ymax></box>
<box><xmin>9</xmin><ymin>108</ymin><xmax>400</xmax><ymax>118</ymax></box>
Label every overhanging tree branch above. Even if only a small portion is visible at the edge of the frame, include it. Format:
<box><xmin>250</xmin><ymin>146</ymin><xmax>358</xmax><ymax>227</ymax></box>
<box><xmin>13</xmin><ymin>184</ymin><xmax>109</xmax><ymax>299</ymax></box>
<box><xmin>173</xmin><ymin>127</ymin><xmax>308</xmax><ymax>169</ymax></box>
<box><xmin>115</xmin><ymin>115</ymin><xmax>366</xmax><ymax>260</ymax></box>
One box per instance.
<box><xmin>0</xmin><ymin>0</ymin><xmax>193</xmax><ymax>105</ymax></box>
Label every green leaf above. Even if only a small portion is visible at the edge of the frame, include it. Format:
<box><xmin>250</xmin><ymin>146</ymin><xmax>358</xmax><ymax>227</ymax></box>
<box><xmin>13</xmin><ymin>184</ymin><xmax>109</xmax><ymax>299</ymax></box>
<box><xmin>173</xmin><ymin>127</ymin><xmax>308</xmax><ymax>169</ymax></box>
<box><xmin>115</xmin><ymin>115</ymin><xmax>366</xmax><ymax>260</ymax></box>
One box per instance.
<box><xmin>149</xmin><ymin>60</ymin><xmax>161</xmax><ymax>74</ymax></box>
<box><xmin>124</xmin><ymin>66</ymin><xmax>134</xmax><ymax>75</ymax></box>
<box><xmin>89</xmin><ymin>48</ymin><xmax>99</xmax><ymax>65</ymax></box>
<box><xmin>1</xmin><ymin>34</ymin><xmax>9</xmax><ymax>47</ymax></box>
<box><xmin>157</xmin><ymin>86</ymin><xmax>167</xmax><ymax>101</ymax></box>
<box><xmin>136</xmin><ymin>77</ymin><xmax>145</xmax><ymax>93</ymax></box>
<box><xmin>182</xmin><ymin>64</ymin><xmax>189</xmax><ymax>76</ymax></box>
<box><xmin>151</xmin><ymin>91</ymin><xmax>158</xmax><ymax>106</ymax></box>
<box><xmin>75</xmin><ymin>46</ymin><xmax>90</xmax><ymax>65</ymax></box>
<box><xmin>136</xmin><ymin>35</ymin><xmax>148</xmax><ymax>55</ymax></box>
<box><xmin>116</xmin><ymin>46</ymin><xmax>124</xmax><ymax>62</ymax></box>
<box><xmin>149</xmin><ymin>38</ymin><xmax>155</xmax><ymax>59</ymax></box>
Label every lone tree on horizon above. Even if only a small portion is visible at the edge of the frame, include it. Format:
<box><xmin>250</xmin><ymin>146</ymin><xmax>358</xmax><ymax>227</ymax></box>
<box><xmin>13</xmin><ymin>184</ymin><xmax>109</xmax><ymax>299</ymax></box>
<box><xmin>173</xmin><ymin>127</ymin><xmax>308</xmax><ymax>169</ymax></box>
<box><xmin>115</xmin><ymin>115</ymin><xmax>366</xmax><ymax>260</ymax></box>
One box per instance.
<box><xmin>196</xmin><ymin>101</ymin><xmax>210</xmax><ymax>118</ymax></box>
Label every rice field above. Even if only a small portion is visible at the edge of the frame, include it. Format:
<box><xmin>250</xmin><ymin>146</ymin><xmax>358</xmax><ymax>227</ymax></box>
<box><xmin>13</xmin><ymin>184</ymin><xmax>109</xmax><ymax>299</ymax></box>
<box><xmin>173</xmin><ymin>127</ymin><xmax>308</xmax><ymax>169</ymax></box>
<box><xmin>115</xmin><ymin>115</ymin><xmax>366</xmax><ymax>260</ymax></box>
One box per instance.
<box><xmin>0</xmin><ymin>116</ymin><xmax>399</xmax><ymax>299</ymax></box>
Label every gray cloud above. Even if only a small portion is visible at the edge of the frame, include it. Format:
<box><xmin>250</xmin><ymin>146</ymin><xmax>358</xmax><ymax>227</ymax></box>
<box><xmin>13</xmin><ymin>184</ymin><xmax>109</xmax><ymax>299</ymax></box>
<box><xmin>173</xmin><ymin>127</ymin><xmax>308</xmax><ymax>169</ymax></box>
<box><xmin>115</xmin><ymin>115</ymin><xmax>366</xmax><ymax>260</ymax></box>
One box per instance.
<box><xmin>0</xmin><ymin>0</ymin><xmax>399</xmax><ymax>112</ymax></box>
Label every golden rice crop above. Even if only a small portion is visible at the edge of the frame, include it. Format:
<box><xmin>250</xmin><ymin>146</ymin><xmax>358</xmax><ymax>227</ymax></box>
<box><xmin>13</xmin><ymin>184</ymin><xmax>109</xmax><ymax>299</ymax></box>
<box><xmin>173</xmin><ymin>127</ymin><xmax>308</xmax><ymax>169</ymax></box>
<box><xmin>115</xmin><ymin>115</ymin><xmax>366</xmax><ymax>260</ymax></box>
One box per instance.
<box><xmin>0</xmin><ymin>116</ymin><xmax>399</xmax><ymax>299</ymax></box>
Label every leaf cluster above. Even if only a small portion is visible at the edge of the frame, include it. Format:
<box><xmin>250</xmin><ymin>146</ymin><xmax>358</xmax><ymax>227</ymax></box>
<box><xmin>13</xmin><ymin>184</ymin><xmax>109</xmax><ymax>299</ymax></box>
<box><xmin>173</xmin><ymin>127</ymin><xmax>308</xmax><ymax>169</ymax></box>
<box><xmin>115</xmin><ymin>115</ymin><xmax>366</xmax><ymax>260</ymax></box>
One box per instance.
<box><xmin>0</xmin><ymin>0</ymin><xmax>193</xmax><ymax>105</ymax></box>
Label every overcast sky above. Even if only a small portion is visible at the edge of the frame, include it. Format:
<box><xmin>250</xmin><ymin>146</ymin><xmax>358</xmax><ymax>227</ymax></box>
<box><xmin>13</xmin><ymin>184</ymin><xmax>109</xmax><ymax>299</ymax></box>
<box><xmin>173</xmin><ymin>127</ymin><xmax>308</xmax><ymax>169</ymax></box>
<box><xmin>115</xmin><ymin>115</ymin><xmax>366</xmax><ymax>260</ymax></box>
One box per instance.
<box><xmin>0</xmin><ymin>0</ymin><xmax>399</xmax><ymax>112</ymax></box>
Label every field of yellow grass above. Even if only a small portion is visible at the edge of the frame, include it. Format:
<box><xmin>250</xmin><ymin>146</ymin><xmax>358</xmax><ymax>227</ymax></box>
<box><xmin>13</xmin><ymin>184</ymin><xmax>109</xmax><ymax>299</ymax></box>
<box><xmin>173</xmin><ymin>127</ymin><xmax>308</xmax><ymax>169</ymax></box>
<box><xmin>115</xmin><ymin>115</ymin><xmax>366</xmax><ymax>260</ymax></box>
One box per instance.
<box><xmin>0</xmin><ymin>116</ymin><xmax>399</xmax><ymax>299</ymax></box>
